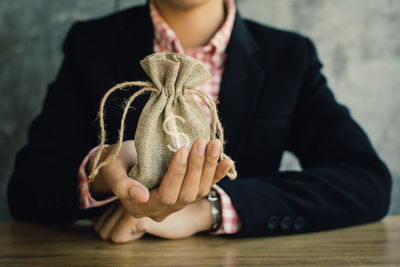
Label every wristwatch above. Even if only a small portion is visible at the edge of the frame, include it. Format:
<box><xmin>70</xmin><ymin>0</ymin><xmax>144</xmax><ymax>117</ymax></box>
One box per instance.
<box><xmin>208</xmin><ymin>189</ymin><xmax>222</xmax><ymax>232</ymax></box>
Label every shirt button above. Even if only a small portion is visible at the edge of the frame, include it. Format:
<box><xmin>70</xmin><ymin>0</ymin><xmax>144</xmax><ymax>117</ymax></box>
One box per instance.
<box><xmin>293</xmin><ymin>217</ymin><xmax>305</xmax><ymax>230</ymax></box>
<box><xmin>280</xmin><ymin>216</ymin><xmax>292</xmax><ymax>230</ymax></box>
<box><xmin>266</xmin><ymin>216</ymin><xmax>279</xmax><ymax>230</ymax></box>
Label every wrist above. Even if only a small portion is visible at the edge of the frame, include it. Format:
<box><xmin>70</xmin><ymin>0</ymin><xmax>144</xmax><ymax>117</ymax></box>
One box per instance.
<box><xmin>197</xmin><ymin>198</ymin><xmax>213</xmax><ymax>232</ymax></box>
<box><xmin>207</xmin><ymin>189</ymin><xmax>222</xmax><ymax>232</ymax></box>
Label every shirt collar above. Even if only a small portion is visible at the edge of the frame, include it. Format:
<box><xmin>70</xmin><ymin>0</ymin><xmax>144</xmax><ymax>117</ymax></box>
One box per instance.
<box><xmin>149</xmin><ymin>0</ymin><xmax>236</xmax><ymax>54</ymax></box>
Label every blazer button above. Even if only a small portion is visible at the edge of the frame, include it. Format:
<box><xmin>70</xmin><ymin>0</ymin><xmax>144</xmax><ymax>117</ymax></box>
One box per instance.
<box><xmin>280</xmin><ymin>216</ymin><xmax>292</xmax><ymax>230</ymax></box>
<box><xmin>266</xmin><ymin>216</ymin><xmax>279</xmax><ymax>230</ymax></box>
<box><xmin>293</xmin><ymin>217</ymin><xmax>305</xmax><ymax>230</ymax></box>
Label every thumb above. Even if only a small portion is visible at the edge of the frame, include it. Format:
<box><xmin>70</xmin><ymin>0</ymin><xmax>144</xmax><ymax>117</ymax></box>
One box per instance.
<box><xmin>103</xmin><ymin>158</ymin><xmax>149</xmax><ymax>203</ymax></box>
<box><xmin>114</xmin><ymin>177</ymin><xmax>149</xmax><ymax>203</ymax></box>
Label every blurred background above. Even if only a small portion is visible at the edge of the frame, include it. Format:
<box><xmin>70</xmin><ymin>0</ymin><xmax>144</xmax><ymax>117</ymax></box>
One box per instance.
<box><xmin>0</xmin><ymin>0</ymin><xmax>399</xmax><ymax>221</ymax></box>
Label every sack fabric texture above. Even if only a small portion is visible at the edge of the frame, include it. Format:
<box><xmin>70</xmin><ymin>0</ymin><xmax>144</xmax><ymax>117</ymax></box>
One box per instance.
<box><xmin>89</xmin><ymin>52</ymin><xmax>237</xmax><ymax>189</ymax></box>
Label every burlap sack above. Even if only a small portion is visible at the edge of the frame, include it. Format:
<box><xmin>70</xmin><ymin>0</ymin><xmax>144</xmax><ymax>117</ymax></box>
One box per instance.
<box><xmin>89</xmin><ymin>52</ymin><xmax>237</xmax><ymax>189</ymax></box>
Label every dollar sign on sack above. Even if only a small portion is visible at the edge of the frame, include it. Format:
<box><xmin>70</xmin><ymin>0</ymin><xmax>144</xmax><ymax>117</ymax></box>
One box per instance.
<box><xmin>162</xmin><ymin>113</ymin><xmax>190</xmax><ymax>152</ymax></box>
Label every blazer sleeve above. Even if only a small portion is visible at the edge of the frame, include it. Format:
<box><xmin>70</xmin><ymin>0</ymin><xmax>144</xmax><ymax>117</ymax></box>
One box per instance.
<box><xmin>217</xmin><ymin>37</ymin><xmax>392</xmax><ymax>237</ymax></box>
<box><xmin>7</xmin><ymin>24</ymin><xmax>108</xmax><ymax>223</ymax></box>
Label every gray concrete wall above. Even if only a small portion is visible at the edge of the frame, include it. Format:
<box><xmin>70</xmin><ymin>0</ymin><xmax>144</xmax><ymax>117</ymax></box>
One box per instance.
<box><xmin>0</xmin><ymin>0</ymin><xmax>399</xmax><ymax>221</ymax></box>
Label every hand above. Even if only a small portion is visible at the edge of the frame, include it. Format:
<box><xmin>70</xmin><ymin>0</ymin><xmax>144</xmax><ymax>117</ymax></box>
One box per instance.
<box><xmin>90</xmin><ymin>138</ymin><xmax>233</xmax><ymax>222</ymax></box>
<box><xmin>94</xmin><ymin>199</ymin><xmax>213</xmax><ymax>243</ymax></box>
<box><xmin>89</xmin><ymin>140</ymin><xmax>149</xmax><ymax>203</ymax></box>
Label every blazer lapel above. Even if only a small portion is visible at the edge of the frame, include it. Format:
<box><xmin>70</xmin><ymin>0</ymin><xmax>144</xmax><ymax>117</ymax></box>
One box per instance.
<box><xmin>219</xmin><ymin>13</ymin><xmax>265</xmax><ymax>160</ymax></box>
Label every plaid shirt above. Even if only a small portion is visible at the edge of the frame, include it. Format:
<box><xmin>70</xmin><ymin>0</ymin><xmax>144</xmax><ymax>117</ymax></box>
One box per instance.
<box><xmin>78</xmin><ymin>0</ymin><xmax>241</xmax><ymax>235</ymax></box>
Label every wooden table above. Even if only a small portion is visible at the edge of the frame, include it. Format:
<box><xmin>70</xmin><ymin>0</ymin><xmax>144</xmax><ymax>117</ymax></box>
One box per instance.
<box><xmin>1</xmin><ymin>216</ymin><xmax>399</xmax><ymax>266</ymax></box>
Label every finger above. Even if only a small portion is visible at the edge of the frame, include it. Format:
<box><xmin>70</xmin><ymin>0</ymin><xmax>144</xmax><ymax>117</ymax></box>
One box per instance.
<box><xmin>178</xmin><ymin>139</ymin><xmax>207</xmax><ymax>204</ymax></box>
<box><xmin>110</xmin><ymin>213</ymin><xmax>146</xmax><ymax>243</ymax></box>
<box><xmin>94</xmin><ymin>202</ymin><xmax>119</xmax><ymax>233</ymax></box>
<box><xmin>104</xmin><ymin>158</ymin><xmax>149</xmax><ymax>203</ymax></box>
<box><xmin>197</xmin><ymin>139</ymin><xmax>221</xmax><ymax>199</ymax></box>
<box><xmin>157</xmin><ymin>146</ymin><xmax>189</xmax><ymax>205</ymax></box>
<box><xmin>211</xmin><ymin>159</ymin><xmax>234</xmax><ymax>185</ymax></box>
<box><xmin>98</xmin><ymin>205</ymin><xmax>126</xmax><ymax>240</ymax></box>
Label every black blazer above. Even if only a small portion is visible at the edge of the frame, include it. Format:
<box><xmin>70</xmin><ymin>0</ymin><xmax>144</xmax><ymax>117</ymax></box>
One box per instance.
<box><xmin>8</xmin><ymin>4</ymin><xmax>392</xmax><ymax>237</ymax></box>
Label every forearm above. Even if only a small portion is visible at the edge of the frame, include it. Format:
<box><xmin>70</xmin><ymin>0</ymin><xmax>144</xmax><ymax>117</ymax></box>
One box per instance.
<box><xmin>195</xmin><ymin>197</ymin><xmax>214</xmax><ymax>232</ymax></box>
<box><xmin>8</xmin><ymin>148</ymin><xmax>89</xmax><ymax>223</ymax></box>
<box><xmin>143</xmin><ymin>197</ymin><xmax>213</xmax><ymax>239</ymax></box>
<box><xmin>217</xmin><ymin>158</ymin><xmax>391</xmax><ymax>237</ymax></box>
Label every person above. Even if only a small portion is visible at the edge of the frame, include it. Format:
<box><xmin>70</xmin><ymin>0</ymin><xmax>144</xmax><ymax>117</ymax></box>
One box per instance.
<box><xmin>8</xmin><ymin>0</ymin><xmax>392</xmax><ymax>243</ymax></box>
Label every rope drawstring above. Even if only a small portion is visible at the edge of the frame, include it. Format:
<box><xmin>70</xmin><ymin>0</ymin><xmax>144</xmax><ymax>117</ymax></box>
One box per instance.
<box><xmin>88</xmin><ymin>82</ymin><xmax>238</xmax><ymax>183</ymax></box>
<box><xmin>88</xmin><ymin>81</ymin><xmax>156</xmax><ymax>183</ymax></box>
